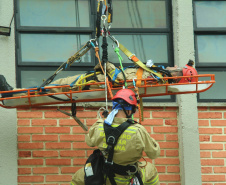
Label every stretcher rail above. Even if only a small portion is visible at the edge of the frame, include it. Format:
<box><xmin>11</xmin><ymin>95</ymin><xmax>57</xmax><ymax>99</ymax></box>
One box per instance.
<box><xmin>0</xmin><ymin>74</ymin><xmax>215</xmax><ymax>109</ymax></box>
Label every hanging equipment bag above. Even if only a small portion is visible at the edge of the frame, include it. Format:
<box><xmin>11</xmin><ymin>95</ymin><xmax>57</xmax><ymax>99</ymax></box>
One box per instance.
<box><xmin>84</xmin><ymin>149</ymin><xmax>105</xmax><ymax>185</ymax></box>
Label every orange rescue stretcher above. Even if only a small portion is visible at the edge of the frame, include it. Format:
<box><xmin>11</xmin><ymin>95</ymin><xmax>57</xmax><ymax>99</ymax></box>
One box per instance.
<box><xmin>0</xmin><ymin>74</ymin><xmax>215</xmax><ymax>109</ymax></box>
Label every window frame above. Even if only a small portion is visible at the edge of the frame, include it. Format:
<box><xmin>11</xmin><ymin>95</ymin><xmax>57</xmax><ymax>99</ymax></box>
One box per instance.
<box><xmin>193</xmin><ymin>0</ymin><xmax>226</xmax><ymax>102</ymax></box>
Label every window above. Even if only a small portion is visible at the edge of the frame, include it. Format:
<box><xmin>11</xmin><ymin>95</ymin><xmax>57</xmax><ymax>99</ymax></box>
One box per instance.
<box><xmin>194</xmin><ymin>0</ymin><xmax>226</xmax><ymax>102</ymax></box>
<box><xmin>15</xmin><ymin>0</ymin><xmax>173</xmax><ymax>101</ymax></box>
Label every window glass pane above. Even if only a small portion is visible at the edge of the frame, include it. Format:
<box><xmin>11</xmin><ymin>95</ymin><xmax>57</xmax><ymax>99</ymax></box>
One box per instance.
<box><xmin>100</xmin><ymin>35</ymin><xmax>168</xmax><ymax>64</ymax></box>
<box><xmin>195</xmin><ymin>1</ymin><xmax>226</xmax><ymax>28</ymax></box>
<box><xmin>20</xmin><ymin>34</ymin><xmax>91</xmax><ymax>63</ymax></box>
<box><xmin>19</xmin><ymin>0</ymin><xmax>90</xmax><ymax>27</ymax></box>
<box><xmin>113</xmin><ymin>0</ymin><xmax>167</xmax><ymax>28</ymax></box>
<box><xmin>197</xmin><ymin>35</ymin><xmax>226</xmax><ymax>63</ymax></box>
<box><xmin>198</xmin><ymin>71</ymin><xmax>226</xmax><ymax>101</ymax></box>
<box><xmin>21</xmin><ymin>70</ymin><xmax>86</xmax><ymax>88</ymax></box>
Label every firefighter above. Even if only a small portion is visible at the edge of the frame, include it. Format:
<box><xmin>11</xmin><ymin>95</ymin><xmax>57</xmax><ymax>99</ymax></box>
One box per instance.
<box><xmin>71</xmin><ymin>89</ymin><xmax>160</xmax><ymax>185</ymax></box>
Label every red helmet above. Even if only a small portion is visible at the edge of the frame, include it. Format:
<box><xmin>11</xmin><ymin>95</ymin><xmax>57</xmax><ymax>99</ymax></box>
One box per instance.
<box><xmin>179</xmin><ymin>64</ymin><xmax>198</xmax><ymax>83</ymax></box>
<box><xmin>113</xmin><ymin>89</ymin><xmax>137</xmax><ymax>106</ymax></box>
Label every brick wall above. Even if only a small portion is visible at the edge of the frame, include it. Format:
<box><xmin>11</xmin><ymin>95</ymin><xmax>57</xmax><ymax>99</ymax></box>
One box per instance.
<box><xmin>198</xmin><ymin>106</ymin><xmax>226</xmax><ymax>185</ymax></box>
<box><xmin>17</xmin><ymin>106</ymin><xmax>180</xmax><ymax>185</ymax></box>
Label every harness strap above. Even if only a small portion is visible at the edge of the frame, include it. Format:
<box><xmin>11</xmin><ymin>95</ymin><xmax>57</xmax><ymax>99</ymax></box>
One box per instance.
<box><xmin>117</xmin><ymin>43</ymin><xmax>165</xmax><ymax>83</ymax></box>
<box><xmin>136</xmin><ymin>67</ymin><xmax>144</xmax><ymax>87</ymax></box>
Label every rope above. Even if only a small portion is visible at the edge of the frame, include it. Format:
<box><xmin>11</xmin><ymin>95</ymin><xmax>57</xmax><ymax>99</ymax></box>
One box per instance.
<box><xmin>114</xmin><ymin>47</ymin><xmax>128</xmax><ymax>88</ymax></box>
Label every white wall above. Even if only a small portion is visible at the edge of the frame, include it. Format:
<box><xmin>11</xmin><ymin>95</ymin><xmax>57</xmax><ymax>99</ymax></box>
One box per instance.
<box><xmin>0</xmin><ymin>0</ymin><xmax>17</xmax><ymax>184</ymax></box>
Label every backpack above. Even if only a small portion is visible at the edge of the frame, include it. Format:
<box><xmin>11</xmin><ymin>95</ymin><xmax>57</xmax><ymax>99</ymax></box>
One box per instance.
<box><xmin>84</xmin><ymin>149</ymin><xmax>105</xmax><ymax>185</ymax></box>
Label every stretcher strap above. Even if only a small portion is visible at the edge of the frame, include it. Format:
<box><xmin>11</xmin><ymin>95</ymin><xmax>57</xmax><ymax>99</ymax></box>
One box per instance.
<box><xmin>136</xmin><ymin>67</ymin><xmax>144</xmax><ymax>87</ymax></box>
<box><xmin>118</xmin><ymin>43</ymin><xmax>165</xmax><ymax>83</ymax></box>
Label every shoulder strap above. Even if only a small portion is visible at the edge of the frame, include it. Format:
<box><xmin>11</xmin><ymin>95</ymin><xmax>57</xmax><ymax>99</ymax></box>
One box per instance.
<box><xmin>104</xmin><ymin>119</ymin><xmax>133</xmax><ymax>164</ymax></box>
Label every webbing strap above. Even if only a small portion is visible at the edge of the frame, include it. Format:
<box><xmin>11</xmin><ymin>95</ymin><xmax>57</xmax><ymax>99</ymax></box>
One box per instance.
<box><xmin>136</xmin><ymin>67</ymin><xmax>144</xmax><ymax>87</ymax></box>
<box><xmin>118</xmin><ymin>43</ymin><xmax>165</xmax><ymax>83</ymax></box>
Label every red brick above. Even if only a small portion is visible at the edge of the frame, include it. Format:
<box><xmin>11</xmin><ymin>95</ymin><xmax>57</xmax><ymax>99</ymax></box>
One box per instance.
<box><xmin>165</xmin><ymin>107</ymin><xmax>178</xmax><ymax>111</ymax></box>
<box><xmin>73</xmin><ymin>126</ymin><xmax>89</xmax><ymax>134</ymax></box>
<box><xmin>201</xmin><ymin>159</ymin><xmax>224</xmax><ymax>166</ymax></box>
<box><xmin>32</xmin><ymin>119</ymin><xmax>57</xmax><ymax>126</ymax></box>
<box><xmin>198</xmin><ymin>120</ymin><xmax>209</xmax><ymax>126</ymax></box>
<box><xmin>152</xmin><ymin>112</ymin><xmax>177</xmax><ymax>118</ymax></box>
<box><xmin>167</xmin><ymin>166</ymin><xmax>180</xmax><ymax>173</ymax></box>
<box><xmin>18</xmin><ymin>168</ymin><xmax>31</xmax><ymax>174</ymax></box>
<box><xmin>18</xmin><ymin>176</ymin><xmax>44</xmax><ymax>183</ymax></box>
<box><xmin>159</xmin><ymin>174</ymin><xmax>180</xmax><ymax>181</ymax></box>
<box><xmin>18</xmin><ymin>135</ymin><xmax>30</xmax><ymax>142</ymax></box>
<box><xmin>202</xmin><ymin>175</ymin><xmax>225</xmax><ymax>182</ymax></box>
<box><xmin>45</xmin><ymin>142</ymin><xmax>71</xmax><ymax>149</ymax></box>
<box><xmin>61</xmin><ymin>167</ymin><xmax>81</xmax><ymax>174</ymax></box>
<box><xmin>142</xmin><ymin>119</ymin><xmax>163</xmax><ymax>125</ymax></box>
<box><xmin>211</xmin><ymin>120</ymin><xmax>226</xmax><ymax>126</ymax></box>
<box><xmin>32</xmin><ymin>135</ymin><xmax>58</xmax><ymax>141</ymax></box>
<box><xmin>210</xmin><ymin>107</ymin><xmax>226</xmax><ymax>111</ymax></box>
<box><xmin>212</xmin><ymin>135</ymin><xmax>226</xmax><ymax>142</ymax></box>
<box><xmin>201</xmin><ymin>167</ymin><xmax>213</xmax><ymax>173</ymax></box>
<box><xmin>153</xmin><ymin>126</ymin><xmax>178</xmax><ymax>133</ymax></box>
<box><xmin>19</xmin><ymin>151</ymin><xmax>31</xmax><ymax>158</ymax></box>
<box><xmin>155</xmin><ymin>166</ymin><xmax>166</xmax><ymax>173</ymax></box>
<box><xmin>33</xmin><ymin>151</ymin><xmax>58</xmax><ymax>157</ymax></box>
<box><xmin>200</xmin><ymin>143</ymin><xmax>223</xmax><ymax>150</ymax></box>
<box><xmin>45</xmin><ymin>127</ymin><xmax>70</xmax><ymax>134</ymax></box>
<box><xmin>159</xmin><ymin>142</ymin><xmax>179</xmax><ymax>149</ymax></box>
<box><xmin>18</xmin><ymin>143</ymin><xmax>43</xmax><ymax>149</ymax></box>
<box><xmin>155</xmin><ymin>158</ymin><xmax>179</xmax><ymax>165</ymax></box>
<box><xmin>166</xmin><ymin>150</ymin><xmax>179</xmax><ymax>157</ymax></box>
<box><xmin>165</xmin><ymin>119</ymin><xmax>177</xmax><ymax>126</ymax></box>
<box><xmin>73</xmin><ymin>158</ymin><xmax>87</xmax><ymax>165</ymax></box>
<box><xmin>17</xmin><ymin>112</ymin><xmax>43</xmax><ymax>118</ymax></box>
<box><xmin>46</xmin><ymin>159</ymin><xmax>71</xmax><ymax>166</ymax></box>
<box><xmin>166</xmin><ymin>134</ymin><xmax>178</xmax><ymax>141</ymax></box>
<box><xmin>46</xmin><ymin>175</ymin><xmax>72</xmax><ymax>182</ymax></box>
<box><xmin>60</xmin><ymin>150</ymin><xmax>85</xmax><ymax>157</ymax></box>
<box><xmin>59</xmin><ymin>119</ymin><xmax>84</xmax><ymax>126</ymax></box>
<box><xmin>18</xmin><ymin>119</ymin><xmax>30</xmax><ymax>126</ymax></box>
<box><xmin>18</xmin><ymin>159</ymin><xmax>43</xmax><ymax>166</ymax></box>
<box><xmin>198</xmin><ymin>112</ymin><xmax>222</xmax><ymax>119</ymax></box>
<box><xmin>73</xmin><ymin>142</ymin><xmax>91</xmax><ymax>149</ymax></box>
<box><xmin>33</xmin><ymin>167</ymin><xmax>59</xmax><ymax>174</ymax></box>
<box><xmin>76</xmin><ymin>111</ymin><xmax>97</xmax><ymax>118</ymax></box>
<box><xmin>60</xmin><ymin>135</ymin><xmax>85</xmax><ymax>142</ymax></box>
<box><xmin>150</xmin><ymin>134</ymin><xmax>165</xmax><ymax>141</ymax></box>
<box><xmin>214</xmin><ymin>167</ymin><xmax>226</xmax><ymax>173</ymax></box>
<box><xmin>134</xmin><ymin>111</ymin><xmax>150</xmax><ymax>118</ymax></box>
<box><xmin>18</xmin><ymin>127</ymin><xmax>43</xmax><ymax>134</ymax></box>
<box><xmin>86</xmin><ymin>119</ymin><xmax>98</xmax><ymax>126</ymax></box>
<box><xmin>199</xmin><ymin>128</ymin><xmax>222</xmax><ymax>134</ymax></box>
<box><xmin>45</xmin><ymin>111</ymin><xmax>69</xmax><ymax>118</ymax></box>
<box><xmin>212</xmin><ymin>151</ymin><xmax>226</xmax><ymax>158</ymax></box>
<box><xmin>198</xmin><ymin>107</ymin><xmax>208</xmax><ymax>111</ymax></box>
<box><xmin>200</xmin><ymin>152</ymin><xmax>211</xmax><ymax>158</ymax></box>
<box><xmin>199</xmin><ymin>135</ymin><xmax>210</xmax><ymax>142</ymax></box>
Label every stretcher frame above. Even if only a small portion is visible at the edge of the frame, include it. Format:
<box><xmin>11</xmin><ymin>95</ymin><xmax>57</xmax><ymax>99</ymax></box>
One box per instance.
<box><xmin>0</xmin><ymin>74</ymin><xmax>215</xmax><ymax>109</ymax></box>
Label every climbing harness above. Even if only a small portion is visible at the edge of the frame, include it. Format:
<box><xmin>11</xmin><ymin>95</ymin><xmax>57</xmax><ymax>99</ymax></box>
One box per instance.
<box><xmin>104</xmin><ymin>119</ymin><xmax>144</xmax><ymax>185</ymax></box>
